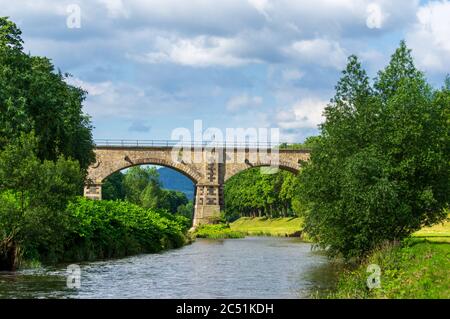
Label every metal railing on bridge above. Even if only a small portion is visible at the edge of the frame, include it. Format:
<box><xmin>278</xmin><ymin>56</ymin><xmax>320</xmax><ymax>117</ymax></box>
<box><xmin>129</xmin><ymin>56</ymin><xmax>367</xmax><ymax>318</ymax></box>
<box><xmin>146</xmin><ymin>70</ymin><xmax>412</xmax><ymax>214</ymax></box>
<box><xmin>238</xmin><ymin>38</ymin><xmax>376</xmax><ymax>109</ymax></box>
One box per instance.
<box><xmin>94</xmin><ymin>139</ymin><xmax>310</xmax><ymax>151</ymax></box>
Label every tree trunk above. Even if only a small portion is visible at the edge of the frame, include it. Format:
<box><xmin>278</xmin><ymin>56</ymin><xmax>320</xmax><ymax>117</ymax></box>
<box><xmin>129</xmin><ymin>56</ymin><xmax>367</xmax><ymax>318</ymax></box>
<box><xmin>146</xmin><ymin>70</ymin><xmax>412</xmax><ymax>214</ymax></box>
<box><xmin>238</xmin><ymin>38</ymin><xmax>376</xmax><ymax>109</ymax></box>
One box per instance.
<box><xmin>0</xmin><ymin>236</ymin><xmax>20</xmax><ymax>271</ymax></box>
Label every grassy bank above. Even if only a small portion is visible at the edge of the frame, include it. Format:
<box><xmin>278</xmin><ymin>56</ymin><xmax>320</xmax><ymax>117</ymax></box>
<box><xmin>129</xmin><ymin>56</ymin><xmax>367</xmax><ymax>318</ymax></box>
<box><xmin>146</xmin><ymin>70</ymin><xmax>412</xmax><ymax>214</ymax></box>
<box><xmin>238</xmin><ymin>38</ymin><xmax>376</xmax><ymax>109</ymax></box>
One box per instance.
<box><xmin>192</xmin><ymin>217</ymin><xmax>305</xmax><ymax>239</ymax></box>
<box><xmin>413</xmin><ymin>218</ymin><xmax>450</xmax><ymax>243</ymax></box>
<box><xmin>193</xmin><ymin>224</ymin><xmax>245</xmax><ymax>239</ymax></box>
<box><xmin>230</xmin><ymin>217</ymin><xmax>304</xmax><ymax>237</ymax></box>
<box><xmin>327</xmin><ymin>218</ymin><xmax>450</xmax><ymax>299</ymax></box>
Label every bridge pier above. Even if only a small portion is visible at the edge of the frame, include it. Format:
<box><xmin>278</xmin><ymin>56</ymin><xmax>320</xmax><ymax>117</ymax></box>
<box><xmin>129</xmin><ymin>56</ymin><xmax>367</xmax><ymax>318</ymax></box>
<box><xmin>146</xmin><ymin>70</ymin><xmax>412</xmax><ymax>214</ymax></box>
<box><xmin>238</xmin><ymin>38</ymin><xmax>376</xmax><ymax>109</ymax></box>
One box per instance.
<box><xmin>192</xmin><ymin>183</ymin><xmax>223</xmax><ymax>226</ymax></box>
<box><xmin>84</xmin><ymin>183</ymin><xmax>102</xmax><ymax>200</ymax></box>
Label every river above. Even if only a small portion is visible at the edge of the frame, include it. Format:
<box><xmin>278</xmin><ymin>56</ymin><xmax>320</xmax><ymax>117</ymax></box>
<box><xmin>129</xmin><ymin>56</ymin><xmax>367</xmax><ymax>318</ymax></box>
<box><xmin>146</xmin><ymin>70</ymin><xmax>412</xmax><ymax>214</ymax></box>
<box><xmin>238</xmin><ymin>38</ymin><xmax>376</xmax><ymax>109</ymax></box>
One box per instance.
<box><xmin>0</xmin><ymin>237</ymin><xmax>337</xmax><ymax>299</ymax></box>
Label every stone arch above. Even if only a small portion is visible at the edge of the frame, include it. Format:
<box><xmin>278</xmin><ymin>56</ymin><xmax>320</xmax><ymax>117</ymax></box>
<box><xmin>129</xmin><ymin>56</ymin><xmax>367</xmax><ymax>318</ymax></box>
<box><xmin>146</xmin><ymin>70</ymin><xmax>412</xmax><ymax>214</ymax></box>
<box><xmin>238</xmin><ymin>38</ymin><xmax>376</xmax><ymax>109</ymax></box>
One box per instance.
<box><xmin>224</xmin><ymin>160</ymin><xmax>300</xmax><ymax>182</ymax></box>
<box><xmin>99</xmin><ymin>157</ymin><xmax>202</xmax><ymax>184</ymax></box>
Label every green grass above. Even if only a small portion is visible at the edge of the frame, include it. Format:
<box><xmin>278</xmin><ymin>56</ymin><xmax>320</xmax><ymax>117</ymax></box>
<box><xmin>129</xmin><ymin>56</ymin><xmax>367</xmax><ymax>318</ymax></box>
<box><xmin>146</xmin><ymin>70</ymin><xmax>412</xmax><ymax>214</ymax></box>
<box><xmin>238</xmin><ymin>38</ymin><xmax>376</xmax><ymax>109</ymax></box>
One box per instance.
<box><xmin>229</xmin><ymin>217</ymin><xmax>304</xmax><ymax>237</ymax></box>
<box><xmin>412</xmin><ymin>217</ymin><xmax>450</xmax><ymax>243</ymax></box>
<box><xmin>325</xmin><ymin>216</ymin><xmax>450</xmax><ymax>299</ymax></box>
<box><xmin>193</xmin><ymin>224</ymin><xmax>245</xmax><ymax>239</ymax></box>
<box><xmin>327</xmin><ymin>241</ymin><xmax>450</xmax><ymax>299</ymax></box>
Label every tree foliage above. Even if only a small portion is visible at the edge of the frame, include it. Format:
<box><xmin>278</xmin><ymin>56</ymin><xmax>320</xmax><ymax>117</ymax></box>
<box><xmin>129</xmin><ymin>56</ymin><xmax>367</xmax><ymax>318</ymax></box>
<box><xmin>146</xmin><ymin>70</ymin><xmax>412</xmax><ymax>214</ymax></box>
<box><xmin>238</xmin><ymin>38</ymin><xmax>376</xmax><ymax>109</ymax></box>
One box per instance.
<box><xmin>103</xmin><ymin>166</ymin><xmax>190</xmax><ymax>215</ymax></box>
<box><xmin>224</xmin><ymin>167</ymin><xmax>301</xmax><ymax>221</ymax></box>
<box><xmin>0</xmin><ymin>17</ymin><xmax>94</xmax><ymax>170</ymax></box>
<box><xmin>0</xmin><ymin>133</ymin><xmax>83</xmax><ymax>267</ymax></box>
<box><xmin>298</xmin><ymin>41</ymin><xmax>450</xmax><ymax>259</ymax></box>
<box><xmin>65</xmin><ymin>197</ymin><xmax>189</xmax><ymax>261</ymax></box>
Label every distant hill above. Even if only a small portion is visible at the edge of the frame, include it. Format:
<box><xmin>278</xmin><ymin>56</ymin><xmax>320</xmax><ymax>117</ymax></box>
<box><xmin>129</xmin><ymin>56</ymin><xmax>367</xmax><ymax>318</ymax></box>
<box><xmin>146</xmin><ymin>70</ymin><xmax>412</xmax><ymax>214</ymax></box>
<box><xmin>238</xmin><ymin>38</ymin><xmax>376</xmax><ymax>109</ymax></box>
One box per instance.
<box><xmin>157</xmin><ymin>167</ymin><xmax>195</xmax><ymax>200</ymax></box>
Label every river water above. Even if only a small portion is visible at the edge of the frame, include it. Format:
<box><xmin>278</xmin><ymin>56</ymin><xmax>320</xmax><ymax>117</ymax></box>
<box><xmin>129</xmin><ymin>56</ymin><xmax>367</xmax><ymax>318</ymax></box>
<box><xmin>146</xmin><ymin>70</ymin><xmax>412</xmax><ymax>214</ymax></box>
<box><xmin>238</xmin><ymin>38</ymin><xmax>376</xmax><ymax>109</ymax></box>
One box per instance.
<box><xmin>0</xmin><ymin>237</ymin><xmax>336</xmax><ymax>299</ymax></box>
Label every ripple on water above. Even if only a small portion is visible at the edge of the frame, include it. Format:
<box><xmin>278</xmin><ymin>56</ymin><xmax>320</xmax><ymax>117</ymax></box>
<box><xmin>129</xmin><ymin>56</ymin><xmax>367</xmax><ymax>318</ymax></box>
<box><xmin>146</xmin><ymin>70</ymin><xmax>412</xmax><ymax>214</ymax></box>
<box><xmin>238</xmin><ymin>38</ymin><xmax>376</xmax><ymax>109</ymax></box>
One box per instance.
<box><xmin>0</xmin><ymin>237</ymin><xmax>334</xmax><ymax>299</ymax></box>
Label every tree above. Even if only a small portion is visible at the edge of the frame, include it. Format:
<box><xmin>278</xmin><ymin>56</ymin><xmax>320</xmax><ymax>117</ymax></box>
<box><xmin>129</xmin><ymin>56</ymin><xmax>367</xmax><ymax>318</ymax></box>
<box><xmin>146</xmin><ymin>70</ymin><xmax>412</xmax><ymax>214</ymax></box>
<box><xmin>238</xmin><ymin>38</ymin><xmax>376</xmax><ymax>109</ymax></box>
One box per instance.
<box><xmin>0</xmin><ymin>133</ymin><xmax>83</xmax><ymax>269</ymax></box>
<box><xmin>177</xmin><ymin>201</ymin><xmax>194</xmax><ymax>220</ymax></box>
<box><xmin>123</xmin><ymin>166</ymin><xmax>160</xmax><ymax>205</ymax></box>
<box><xmin>224</xmin><ymin>167</ymin><xmax>299</xmax><ymax>220</ymax></box>
<box><xmin>298</xmin><ymin>42</ymin><xmax>449</xmax><ymax>259</ymax></box>
<box><xmin>0</xmin><ymin>17</ymin><xmax>94</xmax><ymax>170</ymax></box>
<box><xmin>159</xmin><ymin>190</ymin><xmax>189</xmax><ymax>213</ymax></box>
<box><xmin>112</xmin><ymin>165</ymin><xmax>190</xmax><ymax>214</ymax></box>
<box><xmin>102</xmin><ymin>171</ymin><xmax>125</xmax><ymax>200</ymax></box>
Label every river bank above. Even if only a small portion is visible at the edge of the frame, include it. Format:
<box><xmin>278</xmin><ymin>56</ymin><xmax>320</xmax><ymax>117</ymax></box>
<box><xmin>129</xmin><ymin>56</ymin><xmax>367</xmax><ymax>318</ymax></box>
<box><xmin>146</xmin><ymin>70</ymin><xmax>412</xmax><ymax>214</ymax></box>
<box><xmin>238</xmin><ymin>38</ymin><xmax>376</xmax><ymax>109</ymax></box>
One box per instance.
<box><xmin>2</xmin><ymin>198</ymin><xmax>191</xmax><ymax>271</ymax></box>
<box><xmin>326</xmin><ymin>218</ymin><xmax>450</xmax><ymax>299</ymax></box>
<box><xmin>193</xmin><ymin>217</ymin><xmax>305</xmax><ymax>239</ymax></box>
<box><xmin>193</xmin><ymin>216</ymin><xmax>450</xmax><ymax>299</ymax></box>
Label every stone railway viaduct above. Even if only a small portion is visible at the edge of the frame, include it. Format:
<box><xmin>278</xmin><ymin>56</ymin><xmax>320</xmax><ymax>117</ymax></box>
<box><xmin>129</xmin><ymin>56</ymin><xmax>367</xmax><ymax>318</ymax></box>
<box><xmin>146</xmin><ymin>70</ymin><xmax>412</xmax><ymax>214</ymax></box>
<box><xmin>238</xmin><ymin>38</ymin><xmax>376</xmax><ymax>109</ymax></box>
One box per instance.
<box><xmin>84</xmin><ymin>141</ymin><xmax>310</xmax><ymax>226</ymax></box>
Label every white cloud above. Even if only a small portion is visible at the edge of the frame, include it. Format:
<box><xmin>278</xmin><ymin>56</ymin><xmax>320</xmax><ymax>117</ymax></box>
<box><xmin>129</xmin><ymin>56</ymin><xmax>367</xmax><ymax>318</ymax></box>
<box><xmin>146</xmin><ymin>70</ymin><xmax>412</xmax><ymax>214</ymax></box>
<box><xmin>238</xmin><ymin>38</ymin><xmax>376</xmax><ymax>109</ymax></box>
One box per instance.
<box><xmin>406</xmin><ymin>0</ymin><xmax>450</xmax><ymax>72</ymax></box>
<box><xmin>226</xmin><ymin>94</ymin><xmax>263</xmax><ymax>112</ymax></box>
<box><xmin>64</xmin><ymin>77</ymin><xmax>189</xmax><ymax>119</ymax></box>
<box><xmin>286</xmin><ymin>39</ymin><xmax>347</xmax><ymax>69</ymax></box>
<box><xmin>247</xmin><ymin>0</ymin><xmax>271</xmax><ymax>19</ymax></box>
<box><xmin>133</xmin><ymin>36</ymin><xmax>261</xmax><ymax>67</ymax></box>
<box><xmin>276</xmin><ymin>97</ymin><xmax>327</xmax><ymax>130</ymax></box>
<box><xmin>65</xmin><ymin>77</ymin><xmax>112</xmax><ymax>96</ymax></box>
<box><xmin>97</xmin><ymin>0</ymin><xmax>129</xmax><ymax>18</ymax></box>
<box><xmin>366</xmin><ymin>3</ymin><xmax>385</xmax><ymax>29</ymax></box>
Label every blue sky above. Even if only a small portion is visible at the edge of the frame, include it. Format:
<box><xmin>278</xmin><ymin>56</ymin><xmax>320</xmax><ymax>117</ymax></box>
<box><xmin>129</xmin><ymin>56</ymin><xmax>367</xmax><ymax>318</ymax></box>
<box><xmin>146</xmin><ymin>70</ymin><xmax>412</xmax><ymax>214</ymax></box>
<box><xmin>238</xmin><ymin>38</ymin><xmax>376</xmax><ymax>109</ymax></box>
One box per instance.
<box><xmin>2</xmin><ymin>0</ymin><xmax>449</xmax><ymax>142</ymax></box>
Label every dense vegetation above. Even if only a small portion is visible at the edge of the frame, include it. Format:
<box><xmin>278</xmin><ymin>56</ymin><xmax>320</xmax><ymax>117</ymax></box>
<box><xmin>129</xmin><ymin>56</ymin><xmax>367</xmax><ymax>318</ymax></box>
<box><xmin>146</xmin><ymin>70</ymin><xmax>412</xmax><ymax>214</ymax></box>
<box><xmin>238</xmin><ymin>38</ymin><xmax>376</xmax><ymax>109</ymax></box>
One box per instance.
<box><xmin>102</xmin><ymin>166</ymin><xmax>193</xmax><ymax>219</ymax></box>
<box><xmin>64</xmin><ymin>198</ymin><xmax>189</xmax><ymax>262</ymax></box>
<box><xmin>224</xmin><ymin>167</ymin><xmax>301</xmax><ymax>221</ymax></box>
<box><xmin>0</xmin><ymin>16</ymin><xmax>96</xmax><ymax>270</ymax></box>
<box><xmin>0</xmin><ymin>134</ymin><xmax>84</xmax><ymax>269</ymax></box>
<box><xmin>298</xmin><ymin>41</ymin><xmax>449</xmax><ymax>259</ymax></box>
<box><xmin>0</xmin><ymin>18</ymin><xmax>94</xmax><ymax>170</ymax></box>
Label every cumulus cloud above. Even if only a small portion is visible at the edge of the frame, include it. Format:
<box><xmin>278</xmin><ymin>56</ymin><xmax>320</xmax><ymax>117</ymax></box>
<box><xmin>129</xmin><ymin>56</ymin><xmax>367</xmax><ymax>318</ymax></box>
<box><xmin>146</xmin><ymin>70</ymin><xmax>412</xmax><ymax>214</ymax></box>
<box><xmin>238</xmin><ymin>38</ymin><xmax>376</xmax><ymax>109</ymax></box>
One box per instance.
<box><xmin>247</xmin><ymin>0</ymin><xmax>271</xmax><ymax>20</ymax></box>
<box><xmin>366</xmin><ymin>3</ymin><xmax>385</xmax><ymax>29</ymax></box>
<box><xmin>226</xmin><ymin>94</ymin><xmax>263</xmax><ymax>112</ymax></box>
<box><xmin>64</xmin><ymin>77</ymin><xmax>190</xmax><ymax>120</ymax></box>
<box><xmin>406</xmin><ymin>0</ymin><xmax>450</xmax><ymax>73</ymax></box>
<box><xmin>131</xmin><ymin>35</ymin><xmax>262</xmax><ymax>67</ymax></box>
<box><xmin>3</xmin><ymin>0</ymin><xmax>444</xmax><ymax>142</ymax></box>
<box><xmin>286</xmin><ymin>38</ymin><xmax>347</xmax><ymax>70</ymax></box>
<box><xmin>275</xmin><ymin>97</ymin><xmax>327</xmax><ymax>131</ymax></box>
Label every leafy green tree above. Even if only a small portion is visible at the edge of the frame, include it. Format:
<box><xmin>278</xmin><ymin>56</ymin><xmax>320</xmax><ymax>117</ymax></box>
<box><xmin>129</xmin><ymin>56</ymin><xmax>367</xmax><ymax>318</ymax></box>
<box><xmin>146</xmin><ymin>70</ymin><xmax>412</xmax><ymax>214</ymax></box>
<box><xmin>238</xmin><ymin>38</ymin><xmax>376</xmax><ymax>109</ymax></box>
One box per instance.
<box><xmin>102</xmin><ymin>171</ymin><xmax>125</xmax><ymax>200</ymax></box>
<box><xmin>123</xmin><ymin>166</ymin><xmax>159</xmax><ymax>205</ymax></box>
<box><xmin>177</xmin><ymin>201</ymin><xmax>194</xmax><ymax>220</ymax></box>
<box><xmin>224</xmin><ymin>167</ymin><xmax>299</xmax><ymax>220</ymax></box>
<box><xmin>113</xmin><ymin>165</ymin><xmax>190</xmax><ymax>214</ymax></box>
<box><xmin>298</xmin><ymin>42</ymin><xmax>449</xmax><ymax>259</ymax></box>
<box><xmin>0</xmin><ymin>133</ymin><xmax>83</xmax><ymax>268</ymax></box>
<box><xmin>0</xmin><ymin>17</ymin><xmax>94</xmax><ymax>170</ymax></box>
<box><xmin>140</xmin><ymin>180</ymin><xmax>164</xmax><ymax>210</ymax></box>
<box><xmin>159</xmin><ymin>190</ymin><xmax>189</xmax><ymax>213</ymax></box>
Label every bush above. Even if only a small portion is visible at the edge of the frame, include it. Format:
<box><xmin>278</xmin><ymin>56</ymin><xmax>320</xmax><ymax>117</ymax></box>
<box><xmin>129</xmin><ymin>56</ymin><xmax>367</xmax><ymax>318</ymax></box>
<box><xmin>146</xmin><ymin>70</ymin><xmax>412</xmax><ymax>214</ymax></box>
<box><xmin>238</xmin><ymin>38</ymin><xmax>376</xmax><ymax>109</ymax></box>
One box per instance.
<box><xmin>63</xmin><ymin>197</ymin><xmax>190</xmax><ymax>261</ymax></box>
